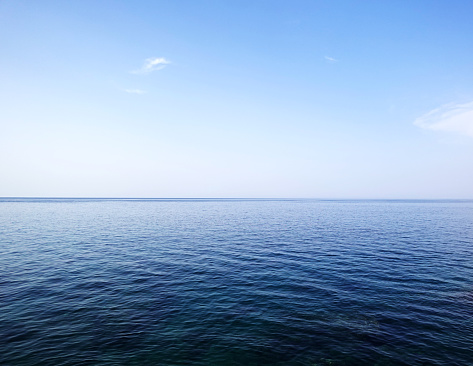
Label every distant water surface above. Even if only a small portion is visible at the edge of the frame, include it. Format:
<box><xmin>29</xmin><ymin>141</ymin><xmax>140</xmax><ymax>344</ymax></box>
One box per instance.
<box><xmin>1</xmin><ymin>198</ymin><xmax>473</xmax><ymax>365</ymax></box>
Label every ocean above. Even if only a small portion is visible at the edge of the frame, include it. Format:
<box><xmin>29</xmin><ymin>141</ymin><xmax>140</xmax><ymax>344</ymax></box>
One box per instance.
<box><xmin>1</xmin><ymin>198</ymin><xmax>472</xmax><ymax>365</ymax></box>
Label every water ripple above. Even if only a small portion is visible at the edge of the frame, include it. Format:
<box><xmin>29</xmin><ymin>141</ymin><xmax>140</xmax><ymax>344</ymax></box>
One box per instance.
<box><xmin>1</xmin><ymin>199</ymin><xmax>473</xmax><ymax>365</ymax></box>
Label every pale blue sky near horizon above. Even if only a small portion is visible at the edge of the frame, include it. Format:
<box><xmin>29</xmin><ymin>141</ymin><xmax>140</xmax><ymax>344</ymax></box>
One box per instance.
<box><xmin>1</xmin><ymin>0</ymin><xmax>473</xmax><ymax>198</ymax></box>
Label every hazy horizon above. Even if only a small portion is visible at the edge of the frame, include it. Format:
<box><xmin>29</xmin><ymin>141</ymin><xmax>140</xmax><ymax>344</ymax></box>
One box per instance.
<box><xmin>2</xmin><ymin>1</ymin><xmax>473</xmax><ymax>199</ymax></box>
<box><xmin>2</xmin><ymin>197</ymin><xmax>472</xmax><ymax>201</ymax></box>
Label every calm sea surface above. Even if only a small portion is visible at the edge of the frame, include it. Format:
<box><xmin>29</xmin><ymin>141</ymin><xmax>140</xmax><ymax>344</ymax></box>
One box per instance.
<box><xmin>1</xmin><ymin>198</ymin><xmax>472</xmax><ymax>365</ymax></box>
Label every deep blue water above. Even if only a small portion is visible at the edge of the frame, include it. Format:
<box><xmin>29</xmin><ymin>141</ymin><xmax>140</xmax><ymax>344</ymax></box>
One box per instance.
<box><xmin>1</xmin><ymin>198</ymin><xmax>473</xmax><ymax>365</ymax></box>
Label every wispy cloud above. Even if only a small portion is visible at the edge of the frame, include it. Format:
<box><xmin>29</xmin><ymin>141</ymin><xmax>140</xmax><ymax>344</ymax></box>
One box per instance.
<box><xmin>132</xmin><ymin>57</ymin><xmax>171</xmax><ymax>74</ymax></box>
<box><xmin>324</xmin><ymin>56</ymin><xmax>338</xmax><ymax>63</ymax></box>
<box><xmin>123</xmin><ymin>88</ymin><xmax>146</xmax><ymax>94</ymax></box>
<box><xmin>414</xmin><ymin>101</ymin><xmax>473</xmax><ymax>137</ymax></box>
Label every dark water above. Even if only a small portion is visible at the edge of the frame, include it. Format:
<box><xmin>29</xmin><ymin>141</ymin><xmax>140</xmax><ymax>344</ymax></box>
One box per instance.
<box><xmin>1</xmin><ymin>198</ymin><xmax>473</xmax><ymax>365</ymax></box>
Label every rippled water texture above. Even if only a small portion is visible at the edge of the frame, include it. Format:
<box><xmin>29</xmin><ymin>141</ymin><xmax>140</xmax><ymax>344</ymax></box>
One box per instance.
<box><xmin>1</xmin><ymin>199</ymin><xmax>473</xmax><ymax>365</ymax></box>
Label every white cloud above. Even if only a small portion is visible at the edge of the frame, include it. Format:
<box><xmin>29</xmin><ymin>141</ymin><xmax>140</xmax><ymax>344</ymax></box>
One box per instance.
<box><xmin>324</xmin><ymin>56</ymin><xmax>338</xmax><ymax>63</ymax></box>
<box><xmin>123</xmin><ymin>89</ymin><xmax>146</xmax><ymax>94</ymax></box>
<box><xmin>132</xmin><ymin>57</ymin><xmax>171</xmax><ymax>74</ymax></box>
<box><xmin>414</xmin><ymin>101</ymin><xmax>473</xmax><ymax>137</ymax></box>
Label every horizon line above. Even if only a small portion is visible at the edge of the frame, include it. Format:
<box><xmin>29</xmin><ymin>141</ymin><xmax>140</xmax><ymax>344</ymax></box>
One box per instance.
<box><xmin>1</xmin><ymin>197</ymin><xmax>472</xmax><ymax>201</ymax></box>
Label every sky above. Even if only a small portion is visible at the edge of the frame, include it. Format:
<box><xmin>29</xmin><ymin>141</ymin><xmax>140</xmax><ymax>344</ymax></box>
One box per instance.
<box><xmin>1</xmin><ymin>0</ymin><xmax>473</xmax><ymax>198</ymax></box>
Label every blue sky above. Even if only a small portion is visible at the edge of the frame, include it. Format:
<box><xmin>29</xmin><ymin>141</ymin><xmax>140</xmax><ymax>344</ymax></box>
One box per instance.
<box><xmin>1</xmin><ymin>0</ymin><xmax>473</xmax><ymax>198</ymax></box>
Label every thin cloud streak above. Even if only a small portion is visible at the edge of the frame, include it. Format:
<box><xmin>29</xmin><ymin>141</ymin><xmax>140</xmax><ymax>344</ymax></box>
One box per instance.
<box><xmin>414</xmin><ymin>101</ymin><xmax>473</xmax><ymax>137</ymax></box>
<box><xmin>132</xmin><ymin>57</ymin><xmax>171</xmax><ymax>74</ymax></box>
<box><xmin>123</xmin><ymin>89</ymin><xmax>146</xmax><ymax>94</ymax></box>
<box><xmin>324</xmin><ymin>56</ymin><xmax>338</xmax><ymax>63</ymax></box>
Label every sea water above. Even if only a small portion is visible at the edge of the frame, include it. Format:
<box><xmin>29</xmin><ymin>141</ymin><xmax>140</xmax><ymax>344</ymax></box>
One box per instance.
<box><xmin>1</xmin><ymin>198</ymin><xmax>472</xmax><ymax>365</ymax></box>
